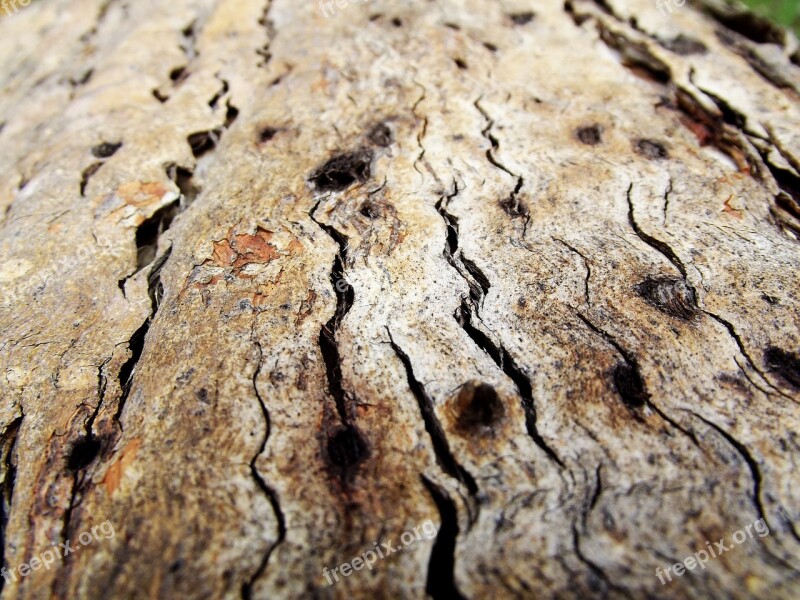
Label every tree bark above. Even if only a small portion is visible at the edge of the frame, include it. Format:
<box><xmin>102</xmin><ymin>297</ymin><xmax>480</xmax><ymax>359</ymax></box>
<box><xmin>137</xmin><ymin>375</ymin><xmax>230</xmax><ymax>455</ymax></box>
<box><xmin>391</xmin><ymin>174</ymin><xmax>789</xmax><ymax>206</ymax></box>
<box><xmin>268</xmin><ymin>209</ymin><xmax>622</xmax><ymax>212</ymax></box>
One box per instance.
<box><xmin>1</xmin><ymin>0</ymin><xmax>799</xmax><ymax>598</ymax></box>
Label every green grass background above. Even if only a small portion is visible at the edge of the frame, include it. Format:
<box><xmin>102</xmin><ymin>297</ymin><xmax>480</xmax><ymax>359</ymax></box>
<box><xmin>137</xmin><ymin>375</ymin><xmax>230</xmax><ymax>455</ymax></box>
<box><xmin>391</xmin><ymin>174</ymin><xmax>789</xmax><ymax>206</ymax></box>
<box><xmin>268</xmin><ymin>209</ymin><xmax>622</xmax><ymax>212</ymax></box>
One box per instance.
<box><xmin>742</xmin><ymin>0</ymin><xmax>800</xmax><ymax>35</ymax></box>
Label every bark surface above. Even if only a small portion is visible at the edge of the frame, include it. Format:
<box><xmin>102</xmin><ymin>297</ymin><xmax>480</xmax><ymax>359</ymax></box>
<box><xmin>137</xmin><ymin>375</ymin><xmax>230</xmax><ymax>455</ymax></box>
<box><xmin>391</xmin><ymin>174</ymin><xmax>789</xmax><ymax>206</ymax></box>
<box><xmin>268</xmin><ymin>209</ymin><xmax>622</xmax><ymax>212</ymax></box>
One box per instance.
<box><xmin>0</xmin><ymin>0</ymin><xmax>799</xmax><ymax>598</ymax></box>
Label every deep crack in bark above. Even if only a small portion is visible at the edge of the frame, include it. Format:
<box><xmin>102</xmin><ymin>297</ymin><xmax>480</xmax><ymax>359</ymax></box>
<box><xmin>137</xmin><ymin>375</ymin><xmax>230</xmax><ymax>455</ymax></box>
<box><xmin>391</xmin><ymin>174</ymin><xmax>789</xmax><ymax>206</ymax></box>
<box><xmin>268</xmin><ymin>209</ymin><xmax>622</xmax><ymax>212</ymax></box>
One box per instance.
<box><xmin>310</xmin><ymin>199</ymin><xmax>356</xmax><ymax>426</ymax></box>
<box><xmin>386</xmin><ymin>328</ymin><xmax>478</xmax><ymax>500</ymax></box>
<box><xmin>241</xmin><ymin>340</ymin><xmax>286</xmax><ymax>600</ymax></box>
<box><xmin>422</xmin><ymin>476</ymin><xmax>467</xmax><ymax>600</ymax></box>
<box><xmin>438</xmin><ymin>184</ymin><xmax>564</xmax><ymax>467</ymax></box>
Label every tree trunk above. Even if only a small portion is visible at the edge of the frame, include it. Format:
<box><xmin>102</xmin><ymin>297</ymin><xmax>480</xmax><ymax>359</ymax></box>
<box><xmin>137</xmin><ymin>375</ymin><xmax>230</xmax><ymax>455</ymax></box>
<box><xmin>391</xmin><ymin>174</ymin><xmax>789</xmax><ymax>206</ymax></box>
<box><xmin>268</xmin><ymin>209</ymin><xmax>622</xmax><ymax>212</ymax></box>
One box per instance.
<box><xmin>1</xmin><ymin>0</ymin><xmax>799</xmax><ymax>598</ymax></box>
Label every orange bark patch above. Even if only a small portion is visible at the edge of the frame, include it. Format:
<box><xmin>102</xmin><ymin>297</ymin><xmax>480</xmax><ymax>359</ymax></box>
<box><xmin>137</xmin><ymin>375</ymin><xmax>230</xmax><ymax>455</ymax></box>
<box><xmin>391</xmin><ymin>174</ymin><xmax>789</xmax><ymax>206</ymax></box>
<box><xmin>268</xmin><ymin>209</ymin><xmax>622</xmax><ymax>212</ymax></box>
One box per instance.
<box><xmin>103</xmin><ymin>438</ymin><xmax>141</xmax><ymax>496</ymax></box>
<box><xmin>117</xmin><ymin>181</ymin><xmax>169</xmax><ymax>208</ymax></box>
<box><xmin>723</xmin><ymin>194</ymin><xmax>743</xmax><ymax>218</ymax></box>
<box><xmin>206</xmin><ymin>227</ymin><xmax>281</xmax><ymax>270</ymax></box>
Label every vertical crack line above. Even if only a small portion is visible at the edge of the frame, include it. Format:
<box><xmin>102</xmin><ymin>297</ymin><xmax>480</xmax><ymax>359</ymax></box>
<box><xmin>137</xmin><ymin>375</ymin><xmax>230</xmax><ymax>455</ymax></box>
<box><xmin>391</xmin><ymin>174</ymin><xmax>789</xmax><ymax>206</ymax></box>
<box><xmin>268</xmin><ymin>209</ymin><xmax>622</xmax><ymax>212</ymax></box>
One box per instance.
<box><xmin>554</xmin><ymin>238</ymin><xmax>592</xmax><ymax>307</ymax></box>
<box><xmin>683</xmin><ymin>411</ymin><xmax>800</xmax><ymax>554</ymax></box>
<box><xmin>662</xmin><ymin>176</ymin><xmax>673</xmax><ymax>227</ymax></box>
<box><xmin>242</xmin><ymin>340</ymin><xmax>286</xmax><ymax>600</ymax></box>
<box><xmin>310</xmin><ymin>199</ymin><xmax>356</xmax><ymax>425</ymax></box>
<box><xmin>474</xmin><ymin>98</ymin><xmax>528</xmax><ymax>234</ymax></box>
<box><xmin>571</xmin><ymin>521</ymin><xmax>616</xmax><ymax>596</ymax></box>
<box><xmin>583</xmin><ymin>464</ymin><xmax>603</xmax><ymax>530</ymax></box>
<box><xmin>627</xmin><ymin>185</ymin><xmax>791</xmax><ymax>400</ymax></box>
<box><xmin>114</xmin><ymin>246</ymin><xmax>173</xmax><ymax>427</ymax></box>
<box><xmin>422</xmin><ymin>476</ymin><xmax>467</xmax><ymax>600</ymax></box>
<box><xmin>438</xmin><ymin>182</ymin><xmax>563</xmax><ymax>467</ymax></box>
<box><xmin>575</xmin><ymin>312</ymin><xmax>702</xmax><ymax>448</ymax></box>
<box><xmin>703</xmin><ymin>311</ymin><xmax>793</xmax><ymax>401</ymax></box>
<box><xmin>256</xmin><ymin>0</ymin><xmax>276</xmax><ymax>68</ymax></box>
<box><xmin>60</xmin><ymin>244</ymin><xmax>171</xmax><ymax>570</ymax></box>
<box><xmin>386</xmin><ymin>328</ymin><xmax>478</xmax><ymax>500</ymax></box>
<box><xmin>411</xmin><ymin>81</ymin><xmax>428</xmax><ymax>176</ymax></box>
<box><xmin>626</xmin><ymin>182</ymin><xmax>688</xmax><ymax>280</ymax></box>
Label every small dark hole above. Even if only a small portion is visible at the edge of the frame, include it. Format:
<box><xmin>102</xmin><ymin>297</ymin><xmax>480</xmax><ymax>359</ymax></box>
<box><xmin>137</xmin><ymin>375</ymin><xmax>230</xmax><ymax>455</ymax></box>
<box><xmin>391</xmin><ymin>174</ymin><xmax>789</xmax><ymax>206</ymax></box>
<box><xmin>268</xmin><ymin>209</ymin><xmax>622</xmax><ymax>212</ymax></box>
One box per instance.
<box><xmin>445</xmin><ymin>22</ymin><xmax>460</xmax><ymax>31</ymax></box>
<box><xmin>454</xmin><ymin>58</ymin><xmax>468</xmax><ymax>70</ymax></box>
<box><xmin>509</xmin><ymin>11</ymin><xmax>535</xmax><ymax>25</ymax></box>
<box><xmin>258</xmin><ymin>126</ymin><xmax>278</xmax><ymax>143</ymax></box>
<box><xmin>576</xmin><ymin>125</ymin><xmax>602</xmax><ymax>145</ymax></box>
<box><xmin>169</xmin><ymin>66</ymin><xmax>188</xmax><ymax>83</ymax></box>
<box><xmin>153</xmin><ymin>89</ymin><xmax>169</xmax><ymax>103</ymax></box>
<box><xmin>224</xmin><ymin>103</ymin><xmax>239</xmax><ymax>128</ymax></box>
<box><xmin>187</xmin><ymin>130</ymin><xmax>219</xmax><ymax>158</ymax></box>
<box><xmin>634</xmin><ymin>138</ymin><xmax>669</xmax><ymax>160</ymax></box>
<box><xmin>661</xmin><ymin>34</ymin><xmax>707</xmax><ymax>56</ymax></box>
<box><xmin>613</xmin><ymin>362</ymin><xmax>650</xmax><ymax>408</ymax></box>
<box><xmin>327</xmin><ymin>426</ymin><xmax>369</xmax><ymax>469</ymax></box>
<box><xmin>360</xmin><ymin>202</ymin><xmax>380</xmax><ymax>219</ymax></box>
<box><xmin>308</xmin><ymin>148</ymin><xmax>373</xmax><ymax>192</ymax></box>
<box><xmin>391</xmin><ymin>17</ymin><xmax>402</xmax><ymax>27</ymax></box>
<box><xmin>764</xmin><ymin>347</ymin><xmax>800</xmax><ymax>388</ymax></box>
<box><xmin>483</xmin><ymin>42</ymin><xmax>498</xmax><ymax>52</ymax></box>
<box><xmin>367</xmin><ymin>122</ymin><xmax>393</xmax><ymax>147</ymax></box>
<box><xmin>635</xmin><ymin>277</ymin><xmax>696</xmax><ymax>320</ymax></box>
<box><xmin>457</xmin><ymin>382</ymin><xmax>504</xmax><ymax>430</ymax></box>
<box><xmin>67</xmin><ymin>436</ymin><xmax>101</xmax><ymax>471</ymax></box>
<box><xmin>91</xmin><ymin>141</ymin><xmax>122</xmax><ymax>159</ymax></box>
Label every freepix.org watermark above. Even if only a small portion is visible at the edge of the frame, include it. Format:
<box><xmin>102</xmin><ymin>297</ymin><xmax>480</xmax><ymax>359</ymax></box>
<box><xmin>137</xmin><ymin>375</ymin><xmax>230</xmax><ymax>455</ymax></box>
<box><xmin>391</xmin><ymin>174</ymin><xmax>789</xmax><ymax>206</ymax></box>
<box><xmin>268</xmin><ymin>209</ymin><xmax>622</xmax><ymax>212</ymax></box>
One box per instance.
<box><xmin>323</xmin><ymin>519</ymin><xmax>437</xmax><ymax>586</ymax></box>
<box><xmin>318</xmin><ymin>0</ymin><xmax>372</xmax><ymax>19</ymax></box>
<box><xmin>655</xmin><ymin>518</ymin><xmax>769</xmax><ymax>585</ymax></box>
<box><xmin>1</xmin><ymin>520</ymin><xmax>115</xmax><ymax>583</ymax></box>
<box><xmin>1</xmin><ymin>0</ymin><xmax>32</xmax><ymax>17</ymax></box>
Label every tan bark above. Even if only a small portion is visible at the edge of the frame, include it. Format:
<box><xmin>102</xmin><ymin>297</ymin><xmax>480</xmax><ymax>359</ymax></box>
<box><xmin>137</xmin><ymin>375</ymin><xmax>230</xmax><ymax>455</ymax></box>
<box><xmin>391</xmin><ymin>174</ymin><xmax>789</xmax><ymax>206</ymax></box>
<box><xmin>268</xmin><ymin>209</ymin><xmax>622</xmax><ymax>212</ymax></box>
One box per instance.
<box><xmin>0</xmin><ymin>0</ymin><xmax>799</xmax><ymax>598</ymax></box>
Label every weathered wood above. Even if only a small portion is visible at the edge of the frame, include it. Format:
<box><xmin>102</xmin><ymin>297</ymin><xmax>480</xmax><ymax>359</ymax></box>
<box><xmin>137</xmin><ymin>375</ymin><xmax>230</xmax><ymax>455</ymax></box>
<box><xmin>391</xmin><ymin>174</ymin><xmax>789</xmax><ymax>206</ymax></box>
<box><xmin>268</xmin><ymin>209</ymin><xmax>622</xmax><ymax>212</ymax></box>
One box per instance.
<box><xmin>0</xmin><ymin>0</ymin><xmax>799</xmax><ymax>598</ymax></box>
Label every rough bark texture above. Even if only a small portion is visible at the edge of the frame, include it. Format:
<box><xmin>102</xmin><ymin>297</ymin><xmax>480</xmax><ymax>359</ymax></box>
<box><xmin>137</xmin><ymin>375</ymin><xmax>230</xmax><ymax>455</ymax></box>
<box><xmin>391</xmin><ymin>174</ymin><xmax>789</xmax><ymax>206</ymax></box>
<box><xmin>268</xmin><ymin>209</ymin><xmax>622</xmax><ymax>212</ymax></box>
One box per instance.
<box><xmin>1</xmin><ymin>0</ymin><xmax>799</xmax><ymax>598</ymax></box>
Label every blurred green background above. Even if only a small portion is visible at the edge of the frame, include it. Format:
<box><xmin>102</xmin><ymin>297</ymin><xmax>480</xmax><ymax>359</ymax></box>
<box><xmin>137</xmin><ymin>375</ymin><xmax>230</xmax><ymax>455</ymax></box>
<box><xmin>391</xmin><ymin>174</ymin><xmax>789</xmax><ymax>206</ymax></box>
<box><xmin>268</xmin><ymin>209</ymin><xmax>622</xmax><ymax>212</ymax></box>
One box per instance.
<box><xmin>742</xmin><ymin>0</ymin><xmax>800</xmax><ymax>35</ymax></box>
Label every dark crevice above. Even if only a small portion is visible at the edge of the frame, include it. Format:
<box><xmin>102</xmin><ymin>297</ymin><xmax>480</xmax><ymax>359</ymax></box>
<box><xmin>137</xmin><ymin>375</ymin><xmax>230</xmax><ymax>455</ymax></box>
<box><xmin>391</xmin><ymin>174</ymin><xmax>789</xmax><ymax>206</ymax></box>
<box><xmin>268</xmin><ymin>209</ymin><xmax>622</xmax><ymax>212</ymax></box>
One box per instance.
<box><xmin>115</xmin><ymin>246</ymin><xmax>172</xmax><ymax>427</ymax></box>
<box><xmin>698</xmin><ymin>2</ymin><xmax>785</xmax><ymax>46</ymax></box>
<box><xmin>208</xmin><ymin>78</ymin><xmax>229</xmax><ymax>110</ymax></box>
<box><xmin>91</xmin><ymin>141</ymin><xmax>122</xmax><ymax>159</ymax></box>
<box><xmin>256</xmin><ymin>1</ymin><xmax>276</xmax><ymax>68</ymax></box>
<box><xmin>166</xmin><ymin>163</ymin><xmax>200</xmax><ymax>207</ymax></box>
<box><xmin>411</xmin><ymin>83</ymin><xmax>428</xmax><ymax>175</ymax></box>
<box><xmin>422</xmin><ymin>477</ymin><xmax>467</xmax><ymax>600</ymax></box>
<box><xmin>764</xmin><ymin>347</ymin><xmax>800</xmax><ymax>389</ymax></box>
<box><xmin>673</xmin><ymin>85</ymin><xmax>755</xmax><ymax>174</ymax></box>
<box><xmin>555</xmin><ymin>238</ymin><xmax>592</xmax><ymax>307</ymax></box>
<box><xmin>626</xmin><ymin>183</ymin><xmax>688</xmax><ymax>279</ymax></box>
<box><xmin>187</xmin><ymin>129</ymin><xmax>222</xmax><ymax>159</ymax></box>
<box><xmin>571</xmin><ymin>522</ymin><xmax>613</xmax><ymax>596</ymax></box>
<box><xmin>703</xmin><ymin>311</ymin><xmax>793</xmax><ymax>400</ymax></box>
<box><xmin>241</xmin><ymin>341</ymin><xmax>286</xmax><ymax>600</ymax></box>
<box><xmin>596</xmin><ymin>22</ymin><xmax>671</xmax><ymax>84</ymax></box>
<box><xmin>387</xmin><ymin>329</ymin><xmax>478</xmax><ymax>498</ymax></box>
<box><xmin>310</xmin><ymin>200</ymin><xmax>355</xmax><ymax>426</ymax></box>
<box><xmin>575</xmin><ymin>313</ymin><xmax>703</xmax><ymax>446</ymax></box>
<box><xmin>460</xmin><ymin>295</ymin><xmax>552</xmax><ymax>467</ymax></box>
<box><xmin>508</xmin><ymin>11</ymin><xmax>535</xmax><ymax>26</ymax></box>
<box><xmin>134</xmin><ymin>201</ymin><xmax>179</xmax><ymax>271</ymax></box>
<box><xmin>0</xmin><ymin>416</ymin><xmax>22</xmax><ymax>596</ymax></box>
<box><xmin>307</xmin><ymin>149</ymin><xmax>373</xmax><ymax>193</ymax></box>
<box><xmin>635</xmin><ymin>276</ymin><xmax>697</xmax><ymax>320</ymax></box>
<box><xmin>79</xmin><ymin>162</ymin><xmax>103</xmax><ymax>197</ymax></box>
<box><xmin>438</xmin><ymin>183</ymin><xmax>562</xmax><ymax>467</ymax></box>
<box><xmin>474</xmin><ymin>99</ymin><xmax>528</xmax><ymax>232</ymax></box>
<box><xmin>689</xmin><ymin>412</ymin><xmax>771</xmax><ymax>531</ymax></box>
<box><xmin>66</xmin><ymin>436</ymin><xmax>101</xmax><ymax>471</ymax></box>
<box><xmin>714</xmin><ymin>28</ymin><xmax>796</xmax><ymax>91</ymax></box>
